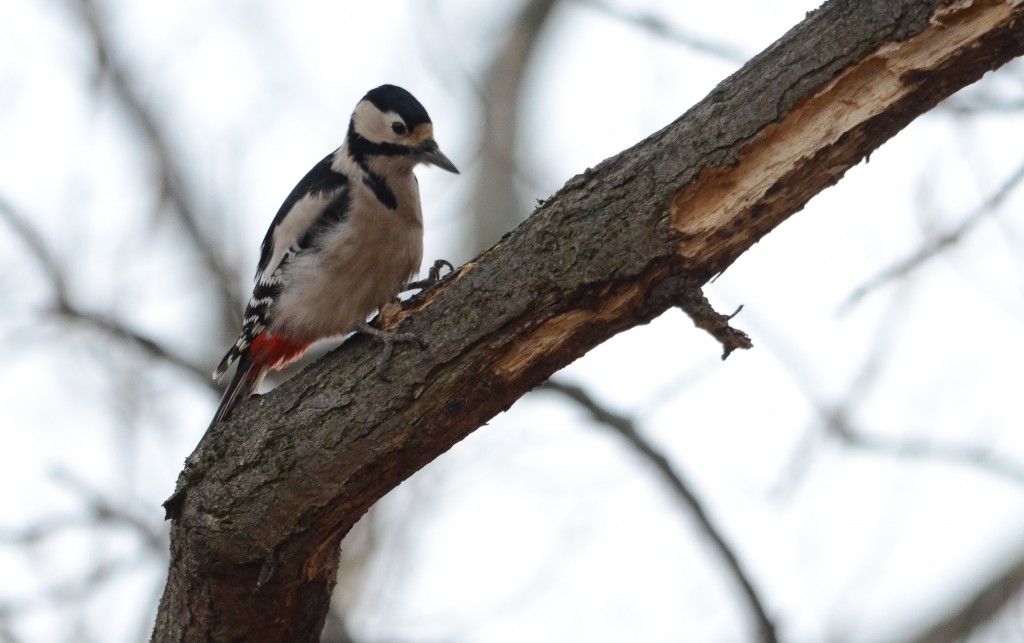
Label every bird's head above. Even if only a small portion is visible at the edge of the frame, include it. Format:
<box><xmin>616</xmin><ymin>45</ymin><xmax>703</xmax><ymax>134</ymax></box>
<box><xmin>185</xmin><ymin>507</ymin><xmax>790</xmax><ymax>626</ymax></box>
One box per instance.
<box><xmin>347</xmin><ymin>84</ymin><xmax>459</xmax><ymax>174</ymax></box>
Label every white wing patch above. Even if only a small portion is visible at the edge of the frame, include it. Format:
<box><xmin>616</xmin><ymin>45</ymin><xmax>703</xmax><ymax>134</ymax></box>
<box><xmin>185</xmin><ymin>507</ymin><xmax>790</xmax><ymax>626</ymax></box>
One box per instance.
<box><xmin>258</xmin><ymin>192</ymin><xmax>339</xmax><ymax>286</ymax></box>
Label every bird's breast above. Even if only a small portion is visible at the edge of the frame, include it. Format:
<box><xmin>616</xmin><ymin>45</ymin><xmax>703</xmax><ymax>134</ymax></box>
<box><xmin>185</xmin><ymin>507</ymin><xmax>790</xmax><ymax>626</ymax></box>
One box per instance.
<box><xmin>272</xmin><ymin>177</ymin><xmax>424</xmax><ymax>342</ymax></box>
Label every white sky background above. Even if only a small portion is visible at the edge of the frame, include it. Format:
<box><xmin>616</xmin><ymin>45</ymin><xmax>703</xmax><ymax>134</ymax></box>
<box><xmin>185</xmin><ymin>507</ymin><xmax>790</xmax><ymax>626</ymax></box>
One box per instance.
<box><xmin>1</xmin><ymin>1</ymin><xmax>1024</xmax><ymax>642</ymax></box>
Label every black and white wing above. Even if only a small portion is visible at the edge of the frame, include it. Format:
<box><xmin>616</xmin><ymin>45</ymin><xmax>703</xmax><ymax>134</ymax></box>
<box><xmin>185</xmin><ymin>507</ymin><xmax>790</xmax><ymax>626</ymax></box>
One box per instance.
<box><xmin>213</xmin><ymin>151</ymin><xmax>352</xmax><ymax>380</ymax></box>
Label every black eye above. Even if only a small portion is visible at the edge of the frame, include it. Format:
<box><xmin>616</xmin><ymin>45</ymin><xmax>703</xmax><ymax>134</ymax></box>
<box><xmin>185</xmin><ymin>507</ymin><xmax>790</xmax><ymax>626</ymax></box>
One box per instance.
<box><xmin>391</xmin><ymin>121</ymin><xmax>407</xmax><ymax>135</ymax></box>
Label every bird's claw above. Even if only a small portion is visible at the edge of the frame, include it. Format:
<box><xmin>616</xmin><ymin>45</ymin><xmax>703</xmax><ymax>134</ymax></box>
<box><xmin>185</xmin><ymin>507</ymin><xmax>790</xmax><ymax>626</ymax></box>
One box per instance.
<box><xmin>354</xmin><ymin>321</ymin><xmax>424</xmax><ymax>380</ymax></box>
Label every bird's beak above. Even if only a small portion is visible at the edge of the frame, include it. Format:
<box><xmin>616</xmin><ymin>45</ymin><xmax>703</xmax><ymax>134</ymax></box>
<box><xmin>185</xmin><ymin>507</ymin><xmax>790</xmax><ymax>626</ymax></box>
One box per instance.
<box><xmin>418</xmin><ymin>139</ymin><xmax>459</xmax><ymax>174</ymax></box>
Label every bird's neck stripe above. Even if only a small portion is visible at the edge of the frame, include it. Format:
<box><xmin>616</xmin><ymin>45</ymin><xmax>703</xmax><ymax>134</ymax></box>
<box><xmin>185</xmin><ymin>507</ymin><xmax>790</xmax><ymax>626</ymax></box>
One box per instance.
<box><xmin>346</xmin><ymin>131</ymin><xmax>412</xmax><ymax>163</ymax></box>
<box><xmin>341</xmin><ymin>138</ymin><xmax>399</xmax><ymax>211</ymax></box>
<box><xmin>362</xmin><ymin>171</ymin><xmax>397</xmax><ymax>210</ymax></box>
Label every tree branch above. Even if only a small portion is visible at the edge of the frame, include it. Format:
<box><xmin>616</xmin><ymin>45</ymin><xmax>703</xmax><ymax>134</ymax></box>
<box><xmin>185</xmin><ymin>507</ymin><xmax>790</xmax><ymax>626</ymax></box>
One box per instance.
<box><xmin>541</xmin><ymin>380</ymin><xmax>776</xmax><ymax>643</ymax></box>
<box><xmin>153</xmin><ymin>1</ymin><xmax>1024</xmax><ymax>640</ymax></box>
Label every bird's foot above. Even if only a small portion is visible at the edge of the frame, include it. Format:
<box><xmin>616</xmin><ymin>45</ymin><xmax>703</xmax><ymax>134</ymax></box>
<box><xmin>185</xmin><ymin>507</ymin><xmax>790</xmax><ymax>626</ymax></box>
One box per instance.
<box><xmin>354</xmin><ymin>320</ymin><xmax>424</xmax><ymax>380</ymax></box>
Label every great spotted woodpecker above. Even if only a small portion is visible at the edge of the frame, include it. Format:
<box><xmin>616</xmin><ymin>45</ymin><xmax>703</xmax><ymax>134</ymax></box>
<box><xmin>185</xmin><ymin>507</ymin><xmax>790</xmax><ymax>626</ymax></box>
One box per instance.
<box><xmin>211</xmin><ymin>84</ymin><xmax>458</xmax><ymax>424</ymax></box>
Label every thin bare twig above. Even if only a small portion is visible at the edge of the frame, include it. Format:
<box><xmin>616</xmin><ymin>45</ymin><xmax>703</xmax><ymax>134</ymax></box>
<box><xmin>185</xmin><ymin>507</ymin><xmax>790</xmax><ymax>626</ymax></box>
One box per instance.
<box><xmin>577</xmin><ymin>0</ymin><xmax>749</xmax><ymax>64</ymax></box>
<box><xmin>51</xmin><ymin>468</ymin><xmax>168</xmax><ymax>554</ymax></box>
<box><xmin>0</xmin><ymin>470</ymin><xmax>165</xmax><ymax>552</ymax></box>
<box><xmin>939</xmin><ymin>97</ymin><xmax>1024</xmax><ymax>114</ymax></box>
<box><xmin>765</xmin><ymin>287</ymin><xmax>1024</xmax><ymax>492</ymax></box>
<box><xmin>0</xmin><ymin>193</ymin><xmax>211</xmax><ymax>387</ymax></box>
<box><xmin>842</xmin><ymin>157</ymin><xmax>1024</xmax><ymax>311</ymax></box>
<box><xmin>0</xmin><ymin>617</ymin><xmax>23</xmax><ymax>643</ymax></box>
<box><xmin>71</xmin><ymin>0</ymin><xmax>243</xmax><ymax>325</ymax></box>
<box><xmin>828</xmin><ymin>413</ymin><xmax>1024</xmax><ymax>485</ymax></box>
<box><xmin>540</xmin><ymin>379</ymin><xmax>778</xmax><ymax>643</ymax></box>
<box><xmin>50</xmin><ymin>303</ymin><xmax>214</xmax><ymax>389</ymax></box>
<box><xmin>0</xmin><ymin>472</ymin><xmax>166</xmax><ymax>639</ymax></box>
<box><xmin>0</xmin><ymin>556</ymin><xmax>141</xmax><ymax>616</ymax></box>
<box><xmin>674</xmin><ymin>288</ymin><xmax>752</xmax><ymax>359</ymax></box>
<box><xmin>0</xmin><ymin>195</ymin><xmax>68</xmax><ymax>304</ymax></box>
<box><xmin>904</xmin><ymin>547</ymin><xmax>1024</xmax><ymax>643</ymax></box>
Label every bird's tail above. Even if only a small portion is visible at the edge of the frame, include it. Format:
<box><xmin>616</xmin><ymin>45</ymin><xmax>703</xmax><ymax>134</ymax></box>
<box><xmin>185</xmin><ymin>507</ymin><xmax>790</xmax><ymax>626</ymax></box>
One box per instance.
<box><xmin>211</xmin><ymin>353</ymin><xmax>264</xmax><ymax>425</ymax></box>
<box><xmin>210</xmin><ymin>331</ymin><xmax>310</xmax><ymax>425</ymax></box>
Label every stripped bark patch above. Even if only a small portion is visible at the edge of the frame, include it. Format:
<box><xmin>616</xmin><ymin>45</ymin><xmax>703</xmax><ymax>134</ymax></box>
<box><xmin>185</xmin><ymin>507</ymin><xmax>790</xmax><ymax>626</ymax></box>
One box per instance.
<box><xmin>492</xmin><ymin>283</ymin><xmax>644</xmax><ymax>380</ymax></box>
<box><xmin>670</xmin><ymin>0</ymin><xmax>1024</xmax><ymax>273</ymax></box>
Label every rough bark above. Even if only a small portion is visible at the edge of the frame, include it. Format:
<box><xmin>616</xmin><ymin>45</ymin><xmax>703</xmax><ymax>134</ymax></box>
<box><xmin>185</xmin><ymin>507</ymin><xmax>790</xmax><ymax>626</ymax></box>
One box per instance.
<box><xmin>152</xmin><ymin>1</ymin><xmax>1024</xmax><ymax>641</ymax></box>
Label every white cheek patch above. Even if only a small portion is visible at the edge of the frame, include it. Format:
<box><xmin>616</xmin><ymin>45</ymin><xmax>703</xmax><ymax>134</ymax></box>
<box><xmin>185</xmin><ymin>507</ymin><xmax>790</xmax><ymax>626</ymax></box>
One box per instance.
<box><xmin>352</xmin><ymin>101</ymin><xmax>406</xmax><ymax>144</ymax></box>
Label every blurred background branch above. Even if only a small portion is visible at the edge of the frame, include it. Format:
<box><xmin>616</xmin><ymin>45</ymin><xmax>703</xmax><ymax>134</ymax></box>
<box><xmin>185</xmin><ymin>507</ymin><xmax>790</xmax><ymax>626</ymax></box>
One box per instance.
<box><xmin>541</xmin><ymin>379</ymin><xmax>778</xmax><ymax>643</ymax></box>
<box><xmin>0</xmin><ymin>195</ymin><xmax>69</xmax><ymax>304</ymax></box>
<box><xmin>576</xmin><ymin>0</ymin><xmax>749</xmax><ymax>63</ymax></box>
<box><xmin>465</xmin><ymin>0</ymin><xmax>559</xmax><ymax>257</ymax></box>
<box><xmin>843</xmin><ymin>156</ymin><xmax>1024</xmax><ymax>311</ymax></box>
<box><xmin>906</xmin><ymin>548</ymin><xmax>1024</xmax><ymax>643</ymax></box>
<box><xmin>72</xmin><ymin>0</ymin><xmax>244</xmax><ymax>329</ymax></box>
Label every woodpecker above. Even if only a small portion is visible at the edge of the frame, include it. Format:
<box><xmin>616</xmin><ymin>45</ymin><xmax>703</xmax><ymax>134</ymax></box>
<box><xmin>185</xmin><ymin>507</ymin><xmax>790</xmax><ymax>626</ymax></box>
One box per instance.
<box><xmin>211</xmin><ymin>84</ymin><xmax>458</xmax><ymax>424</ymax></box>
